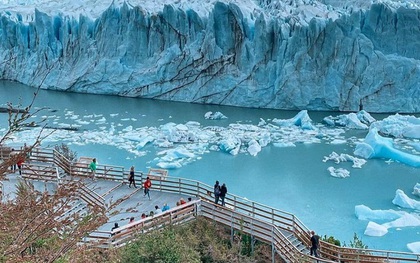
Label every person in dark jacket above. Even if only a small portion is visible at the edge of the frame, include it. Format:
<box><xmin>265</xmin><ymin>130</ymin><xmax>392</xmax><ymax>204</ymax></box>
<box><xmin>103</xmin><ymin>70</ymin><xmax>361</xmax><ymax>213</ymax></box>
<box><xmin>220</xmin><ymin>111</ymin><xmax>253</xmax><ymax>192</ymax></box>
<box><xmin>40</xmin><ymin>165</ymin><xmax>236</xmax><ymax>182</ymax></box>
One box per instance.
<box><xmin>310</xmin><ymin>230</ymin><xmax>320</xmax><ymax>258</ymax></box>
<box><xmin>214</xmin><ymin>180</ymin><xmax>221</xmax><ymax>204</ymax></box>
<box><xmin>220</xmin><ymin>183</ymin><xmax>227</xmax><ymax>206</ymax></box>
<box><xmin>128</xmin><ymin>166</ymin><xmax>137</xmax><ymax>188</ymax></box>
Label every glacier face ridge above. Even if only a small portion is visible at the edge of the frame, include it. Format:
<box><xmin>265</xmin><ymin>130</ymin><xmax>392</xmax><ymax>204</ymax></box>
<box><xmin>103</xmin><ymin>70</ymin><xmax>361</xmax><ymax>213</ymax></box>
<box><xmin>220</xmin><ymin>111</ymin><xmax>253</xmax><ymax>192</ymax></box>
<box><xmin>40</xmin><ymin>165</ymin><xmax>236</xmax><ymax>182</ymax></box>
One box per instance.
<box><xmin>0</xmin><ymin>0</ymin><xmax>419</xmax><ymax>113</ymax></box>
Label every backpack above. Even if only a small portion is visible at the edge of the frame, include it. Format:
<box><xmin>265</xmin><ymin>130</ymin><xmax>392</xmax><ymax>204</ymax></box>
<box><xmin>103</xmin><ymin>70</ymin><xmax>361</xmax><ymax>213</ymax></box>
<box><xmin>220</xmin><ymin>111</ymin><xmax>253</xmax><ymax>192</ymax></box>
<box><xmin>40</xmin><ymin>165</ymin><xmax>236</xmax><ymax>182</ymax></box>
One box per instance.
<box><xmin>214</xmin><ymin>185</ymin><xmax>221</xmax><ymax>195</ymax></box>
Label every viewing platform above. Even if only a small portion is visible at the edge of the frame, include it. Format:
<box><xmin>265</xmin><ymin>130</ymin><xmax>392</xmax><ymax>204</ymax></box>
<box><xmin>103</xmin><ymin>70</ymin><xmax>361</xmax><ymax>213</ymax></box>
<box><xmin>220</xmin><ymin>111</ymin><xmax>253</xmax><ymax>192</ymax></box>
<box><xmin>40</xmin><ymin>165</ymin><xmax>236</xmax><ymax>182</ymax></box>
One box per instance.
<box><xmin>1</xmin><ymin>146</ymin><xmax>420</xmax><ymax>263</ymax></box>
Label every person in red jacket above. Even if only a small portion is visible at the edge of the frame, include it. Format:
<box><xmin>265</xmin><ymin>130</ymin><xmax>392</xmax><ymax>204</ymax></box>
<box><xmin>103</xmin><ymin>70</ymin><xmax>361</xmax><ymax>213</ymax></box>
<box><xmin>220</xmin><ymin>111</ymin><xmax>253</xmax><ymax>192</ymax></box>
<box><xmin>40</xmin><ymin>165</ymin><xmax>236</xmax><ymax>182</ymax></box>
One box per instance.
<box><xmin>143</xmin><ymin>177</ymin><xmax>152</xmax><ymax>200</ymax></box>
<box><xmin>17</xmin><ymin>155</ymin><xmax>25</xmax><ymax>175</ymax></box>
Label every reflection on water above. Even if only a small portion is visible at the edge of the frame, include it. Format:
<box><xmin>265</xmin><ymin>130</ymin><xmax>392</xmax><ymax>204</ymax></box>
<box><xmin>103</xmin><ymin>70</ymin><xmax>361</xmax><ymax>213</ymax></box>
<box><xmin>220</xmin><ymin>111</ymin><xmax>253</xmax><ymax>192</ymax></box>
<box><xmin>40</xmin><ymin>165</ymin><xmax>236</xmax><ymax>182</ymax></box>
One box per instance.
<box><xmin>1</xmin><ymin>80</ymin><xmax>419</xmax><ymax>252</ymax></box>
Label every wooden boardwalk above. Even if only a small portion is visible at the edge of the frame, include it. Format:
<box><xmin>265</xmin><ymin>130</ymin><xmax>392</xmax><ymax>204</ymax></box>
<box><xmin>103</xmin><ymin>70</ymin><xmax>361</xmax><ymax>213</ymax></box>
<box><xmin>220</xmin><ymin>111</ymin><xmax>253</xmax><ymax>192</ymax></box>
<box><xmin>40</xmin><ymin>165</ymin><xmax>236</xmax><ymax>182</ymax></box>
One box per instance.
<box><xmin>1</xmin><ymin>146</ymin><xmax>420</xmax><ymax>263</ymax></box>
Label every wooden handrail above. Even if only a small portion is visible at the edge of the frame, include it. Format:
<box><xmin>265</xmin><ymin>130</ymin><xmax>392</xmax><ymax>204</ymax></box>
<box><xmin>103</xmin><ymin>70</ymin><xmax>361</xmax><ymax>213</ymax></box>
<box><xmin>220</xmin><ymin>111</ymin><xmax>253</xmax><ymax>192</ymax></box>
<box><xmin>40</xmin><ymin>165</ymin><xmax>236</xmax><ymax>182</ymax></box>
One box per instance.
<box><xmin>76</xmin><ymin>182</ymin><xmax>105</xmax><ymax>208</ymax></box>
<box><xmin>85</xmin><ymin>200</ymin><xmax>199</xmax><ymax>248</ymax></box>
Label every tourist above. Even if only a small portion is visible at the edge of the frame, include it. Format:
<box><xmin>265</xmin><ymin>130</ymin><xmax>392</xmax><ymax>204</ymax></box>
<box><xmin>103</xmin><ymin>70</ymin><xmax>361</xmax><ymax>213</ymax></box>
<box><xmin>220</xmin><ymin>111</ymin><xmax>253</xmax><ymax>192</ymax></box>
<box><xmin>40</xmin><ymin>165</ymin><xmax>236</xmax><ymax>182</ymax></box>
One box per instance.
<box><xmin>162</xmin><ymin>203</ymin><xmax>170</xmax><ymax>212</ymax></box>
<box><xmin>310</xmin><ymin>230</ymin><xmax>320</xmax><ymax>258</ymax></box>
<box><xmin>141</xmin><ymin>213</ymin><xmax>146</xmax><ymax>219</ymax></box>
<box><xmin>16</xmin><ymin>155</ymin><xmax>25</xmax><ymax>175</ymax></box>
<box><xmin>128</xmin><ymin>166</ymin><xmax>137</xmax><ymax>188</ymax></box>
<box><xmin>179</xmin><ymin>198</ymin><xmax>186</xmax><ymax>205</ymax></box>
<box><xmin>9</xmin><ymin>148</ymin><xmax>17</xmax><ymax>172</ymax></box>
<box><xmin>155</xmin><ymin>205</ymin><xmax>162</xmax><ymax>214</ymax></box>
<box><xmin>111</xmin><ymin>222</ymin><xmax>119</xmax><ymax>236</ymax></box>
<box><xmin>88</xmin><ymin>158</ymin><xmax>97</xmax><ymax>180</ymax></box>
<box><xmin>220</xmin><ymin>183</ymin><xmax>227</xmax><ymax>206</ymax></box>
<box><xmin>214</xmin><ymin>180</ymin><xmax>221</xmax><ymax>204</ymax></box>
<box><xmin>143</xmin><ymin>177</ymin><xmax>152</xmax><ymax>200</ymax></box>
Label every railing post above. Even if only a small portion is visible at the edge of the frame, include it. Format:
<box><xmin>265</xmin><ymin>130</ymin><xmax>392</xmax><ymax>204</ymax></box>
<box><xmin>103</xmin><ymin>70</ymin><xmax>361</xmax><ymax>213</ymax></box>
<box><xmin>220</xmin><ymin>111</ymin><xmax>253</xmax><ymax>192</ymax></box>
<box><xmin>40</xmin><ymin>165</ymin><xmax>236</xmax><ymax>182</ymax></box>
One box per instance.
<box><xmin>271</xmin><ymin>226</ymin><xmax>275</xmax><ymax>263</ymax></box>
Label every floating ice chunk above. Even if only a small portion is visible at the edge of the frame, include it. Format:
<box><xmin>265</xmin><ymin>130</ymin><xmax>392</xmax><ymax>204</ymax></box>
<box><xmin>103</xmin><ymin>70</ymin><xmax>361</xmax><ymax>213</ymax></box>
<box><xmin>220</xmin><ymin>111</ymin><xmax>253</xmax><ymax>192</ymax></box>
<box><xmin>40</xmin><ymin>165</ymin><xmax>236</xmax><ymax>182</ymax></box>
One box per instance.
<box><xmin>330</xmin><ymin>139</ymin><xmax>347</xmax><ymax>144</ymax></box>
<box><xmin>355</xmin><ymin>205</ymin><xmax>403</xmax><ymax>221</ymax></box>
<box><xmin>96</xmin><ymin>117</ymin><xmax>107</xmax><ymax>124</ymax></box>
<box><xmin>354</xmin><ymin>128</ymin><xmax>420</xmax><ymax>167</ymax></box>
<box><xmin>407</xmin><ymin>242</ymin><xmax>420</xmax><ymax>253</ymax></box>
<box><xmin>219</xmin><ymin>136</ymin><xmax>241</xmax><ymax>155</ymax></box>
<box><xmin>371</xmin><ymin>114</ymin><xmax>420</xmax><ymax>139</ymax></box>
<box><xmin>204</xmin><ymin>111</ymin><xmax>227</xmax><ymax>120</ymax></box>
<box><xmin>154</xmin><ymin>138</ymin><xmax>173</xmax><ymax>148</ymax></box>
<box><xmin>346</xmin><ymin>113</ymin><xmax>369</xmax><ymax>129</ymax></box>
<box><xmin>258</xmin><ymin>118</ymin><xmax>267</xmax><ymax>126</ymax></box>
<box><xmin>273</xmin><ymin>142</ymin><xmax>296</xmax><ymax>147</ymax></box>
<box><xmin>136</xmin><ymin>136</ymin><xmax>154</xmax><ymax>149</ymax></box>
<box><xmin>327</xmin><ymin>167</ymin><xmax>350</xmax><ymax>178</ymax></box>
<box><xmin>323</xmin><ymin>112</ymin><xmax>368</xmax><ymax>129</ymax></box>
<box><xmin>357</xmin><ymin>110</ymin><xmax>376</xmax><ymax>125</ymax></box>
<box><xmin>75</xmin><ymin>119</ymin><xmax>90</xmax><ymax>125</ymax></box>
<box><xmin>272</xmin><ymin>110</ymin><xmax>315</xmax><ymax>130</ymax></box>
<box><xmin>382</xmin><ymin>213</ymin><xmax>420</xmax><ymax>229</ymax></box>
<box><xmin>323</xmin><ymin>152</ymin><xmax>366</xmax><ymax>168</ymax></box>
<box><xmin>413</xmin><ymin>183</ymin><xmax>420</xmax><ymax>198</ymax></box>
<box><xmin>247</xmin><ymin>139</ymin><xmax>261</xmax><ymax>156</ymax></box>
<box><xmin>122</xmin><ymin>126</ymin><xmax>133</xmax><ymax>132</ymax></box>
<box><xmin>156</xmin><ymin>161</ymin><xmax>182</xmax><ymax>169</ymax></box>
<box><xmin>364</xmin><ymin>221</ymin><xmax>388</xmax><ymax>237</ymax></box>
<box><xmin>167</xmin><ymin>147</ymin><xmax>195</xmax><ymax>159</ymax></box>
<box><xmin>392</xmin><ymin>189</ymin><xmax>420</xmax><ymax>210</ymax></box>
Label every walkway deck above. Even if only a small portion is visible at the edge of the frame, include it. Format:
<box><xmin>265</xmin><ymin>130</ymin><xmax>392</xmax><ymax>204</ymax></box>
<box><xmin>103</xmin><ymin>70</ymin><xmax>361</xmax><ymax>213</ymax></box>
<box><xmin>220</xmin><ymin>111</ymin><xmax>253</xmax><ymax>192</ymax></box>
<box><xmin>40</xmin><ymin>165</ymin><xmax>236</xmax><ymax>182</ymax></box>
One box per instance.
<box><xmin>2</xmin><ymin>171</ymin><xmax>195</xmax><ymax>234</ymax></box>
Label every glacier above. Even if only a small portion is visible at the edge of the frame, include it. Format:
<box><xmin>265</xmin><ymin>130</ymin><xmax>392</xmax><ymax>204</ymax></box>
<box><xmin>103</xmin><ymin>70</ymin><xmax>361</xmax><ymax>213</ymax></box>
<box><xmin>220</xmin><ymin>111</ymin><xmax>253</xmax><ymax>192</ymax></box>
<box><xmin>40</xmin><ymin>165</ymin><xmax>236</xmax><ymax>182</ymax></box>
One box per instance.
<box><xmin>0</xmin><ymin>0</ymin><xmax>420</xmax><ymax>113</ymax></box>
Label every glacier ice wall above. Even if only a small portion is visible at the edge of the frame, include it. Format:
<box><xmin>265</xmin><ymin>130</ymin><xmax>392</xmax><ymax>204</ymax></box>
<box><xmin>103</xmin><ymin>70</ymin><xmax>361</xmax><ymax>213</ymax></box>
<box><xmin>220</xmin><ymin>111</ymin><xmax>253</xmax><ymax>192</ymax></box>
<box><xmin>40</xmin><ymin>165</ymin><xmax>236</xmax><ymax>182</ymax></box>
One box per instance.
<box><xmin>0</xmin><ymin>1</ymin><xmax>419</xmax><ymax>113</ymax></box>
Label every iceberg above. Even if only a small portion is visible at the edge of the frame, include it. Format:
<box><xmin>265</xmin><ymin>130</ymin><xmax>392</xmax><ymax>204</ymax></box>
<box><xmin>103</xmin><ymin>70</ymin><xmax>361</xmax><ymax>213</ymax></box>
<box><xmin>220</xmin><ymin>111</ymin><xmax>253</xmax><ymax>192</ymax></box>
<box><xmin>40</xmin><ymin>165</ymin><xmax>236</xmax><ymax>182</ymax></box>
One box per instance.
<box><xmin>392</xmin><ymin>189</ymin><xmax>420</xmax><ymax>210</ymax></box>
<box><xmin>413</xmin><ymin>183</ymin><xmax>420</xmax><ymax>198</ymax></box>
<box><xmin>355</xmin><ymin>204</ymin><xmax>403</xmax><ymax>221</ymax></box>
<box><xmin>323</xmin><ymin>111</ymin><xmax>373</xmax><ymax>129</ymax></box>
<box><xmin>272</xmin><ymin>110</ymin><xmax>316</xmax><ymax>130</ymax></box>
<box><xmin>364</xmin><ymin>221</ymin><xmax>388</xmax><ymax>237</ymax></box>
<box><xmin>407</xmin><ymin>242</ymin><xmax>420</xmax><ymax>254</ymax></box>
<box><xmin>354</xmin><ymin>128</ymin><xmax>420</xmax><ymax>167</ymax></box>
<box><xmin>204</xmin><ymin>111</ymin><xmax>227</xmax><ymax>120</ymax></box>
<box><xmin>371</xmin><ymin>114</ymin><xmax>420</xmax><ymax>139</ymax></box>
<box><xmin>323</xmin><ymin>151</ymin><xmax>366</xmax><ymax>168</ymax></box>
<box><xmin>327</xmin><ymin>167</ymin><xmax>350</xmax><ymax>178</ymax></box>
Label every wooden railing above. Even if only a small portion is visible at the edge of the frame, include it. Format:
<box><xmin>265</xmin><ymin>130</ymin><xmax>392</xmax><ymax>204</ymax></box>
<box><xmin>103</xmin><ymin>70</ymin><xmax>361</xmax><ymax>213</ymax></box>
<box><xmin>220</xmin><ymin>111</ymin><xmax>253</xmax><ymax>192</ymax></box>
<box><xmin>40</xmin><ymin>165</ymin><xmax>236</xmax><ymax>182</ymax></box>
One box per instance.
<box><xmin>21</xmin><ymin>163</ymin><xmax>59</xmax><ymax>182</ymax></box>
<box><xmin>52</xmin><ymin>149</ymin><xmax>71</xmax><ymax>175</ymax></box>
<box><xmin>0</xmin><ymin>181</ymin><xmax>3</xmax><ymax>201</ymax></box>
<box><xmin>0</xmin><ymin>146</ymin><xmax>12</xmax><ymax>160</ymax></box>
<box><xmin>76</xmin><ymin>182</ymin><xmax>106</xmax><ymax>208</ymax></box>
<box><xmin>30</xmin><ymin>147</ymin><xmax>55</xmax><ymax>163</ymax></box>
<box><xmin>71</xmin><ymin>159</ymin><xmax>125</xmax><ymax>182</ymax></box>
<box><xmin>15</xmin><ymin>147</ymin><xmax>420</xmax><ymax>263</ymax></box>
<box><xmin>85</xmin><ymin>200</ymin><xmax>199</xmax><ymax>248</ymax></box>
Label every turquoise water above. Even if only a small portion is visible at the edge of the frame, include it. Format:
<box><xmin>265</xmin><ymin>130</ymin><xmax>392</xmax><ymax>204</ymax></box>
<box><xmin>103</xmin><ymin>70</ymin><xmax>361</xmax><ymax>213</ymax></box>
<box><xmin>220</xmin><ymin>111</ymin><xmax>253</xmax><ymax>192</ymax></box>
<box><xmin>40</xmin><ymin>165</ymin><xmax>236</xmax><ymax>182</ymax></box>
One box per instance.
<box><xmin>1</xmin><ymin>80</ymin><xmax>419</xmax><ymax>252</ymax></box>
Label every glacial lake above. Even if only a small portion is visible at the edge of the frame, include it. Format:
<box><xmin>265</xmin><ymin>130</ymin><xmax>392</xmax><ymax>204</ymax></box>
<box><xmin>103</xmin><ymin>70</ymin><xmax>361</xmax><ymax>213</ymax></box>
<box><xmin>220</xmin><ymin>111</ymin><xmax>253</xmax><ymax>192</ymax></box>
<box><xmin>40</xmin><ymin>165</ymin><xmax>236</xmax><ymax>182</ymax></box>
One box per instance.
<box><xmin>0</xmin><ymin>80</ymin><xmax>419</xmax><ymax>252</ymax></box>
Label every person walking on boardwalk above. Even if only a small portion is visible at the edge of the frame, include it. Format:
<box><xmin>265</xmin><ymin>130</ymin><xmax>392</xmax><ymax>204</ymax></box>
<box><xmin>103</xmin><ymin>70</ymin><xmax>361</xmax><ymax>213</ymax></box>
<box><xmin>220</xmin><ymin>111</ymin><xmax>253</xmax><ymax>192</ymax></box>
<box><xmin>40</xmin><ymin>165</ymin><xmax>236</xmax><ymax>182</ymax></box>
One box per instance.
<box><xmin>220</xmin><ymin>183</ymin><xmax>227</xmax><ymax>206</ymax></box>
<box><xmin>214</xmin><ymin>180</ymin><xmax>221</xmax><ymax>205</ymax></box>
<box><xmin>88</xmin><ymin>158</ymin><xmax>97</xmax><ymax>180</ymax></box>
<box><xmin>310</xmin><ymin>230</ymin><xmax>320</xmax><ymax>258</ymax></box>
<box><xmin>143</xmin><ymin>176</ymin><xmax>152</xmax><ymax>200</ymax></box>
<box><xmin>128</xmin><ymin>166</ymin><xmax>137</xmax><ymax>188</ymax></box>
